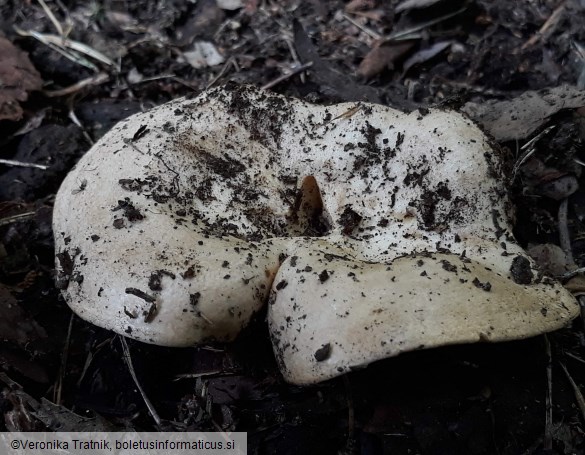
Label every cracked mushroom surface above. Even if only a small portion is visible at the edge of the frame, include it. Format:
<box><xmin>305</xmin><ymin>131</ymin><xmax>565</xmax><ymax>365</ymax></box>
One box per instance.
<box><xmin>53</xmin><ymin>84</ymin><xmax>579</xmax><ymax>384</ymax></box>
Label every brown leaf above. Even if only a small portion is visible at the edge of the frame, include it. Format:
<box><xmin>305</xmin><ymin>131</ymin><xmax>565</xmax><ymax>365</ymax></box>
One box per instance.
<box><xmin>351</xmin><ymin>9</ymin><xmax>386</xmax><ymax>22</ymax></box>
<box><xmin>521</xmin><ymin>158</ymin><xmax>579</xmax><ymax>200</ymax></box>
<box><xmin>0</xmin><ymin>36</ymin><xmax>42</xmax><ymax>122</ymax></box>
<box><xmin>395</xmin><ymin>0</ymin><xmax>444</xmax><ymax>13</ymax></box>
<box><xmin>564</xmin><ymin>276</ymin><xmax>585</xmax><ymax>294</ymax></box>
<box><xmin>462</xmin><ymin>85</ymin><xmax>585</xmax><ymax>142</ymax></box>
<box><xmin>174</xmin><ymin>0</ymin><xmax>225</xmax><ymax>46</ymax></box>
<box><xmin>357</xmin><ymin>41</ymin><xmax>414</xmax><ymax>79</ymax></box>
<box><xmin>527</xmin><ymin>243</ymin><xmax>574</xmax><ymax>277</ymax></box>
<box><xmin>345</xmin><ymin>0</ymin><xmax>377</xmax><ymax>13</ymax></box>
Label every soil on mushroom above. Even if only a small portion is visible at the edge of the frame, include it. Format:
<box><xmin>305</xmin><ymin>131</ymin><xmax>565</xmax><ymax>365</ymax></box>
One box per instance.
<box><xmin>1</xmin><ymin>1</ymin><xmax>585</xmax><ymax>454</ymax></box>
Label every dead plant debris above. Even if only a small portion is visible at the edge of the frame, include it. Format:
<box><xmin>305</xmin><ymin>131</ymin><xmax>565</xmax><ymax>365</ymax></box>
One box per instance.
<box><xmin>2</xmin><ymin>0</ymin><xmax>585</xmax><ymax>453</ymax></box>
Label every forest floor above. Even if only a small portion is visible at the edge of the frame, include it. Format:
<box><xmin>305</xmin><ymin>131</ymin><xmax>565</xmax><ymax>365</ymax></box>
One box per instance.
<box><xmin>1</xmin><ymin>1</ymin><xmax>585</xmax><ymax>453</ymax></box>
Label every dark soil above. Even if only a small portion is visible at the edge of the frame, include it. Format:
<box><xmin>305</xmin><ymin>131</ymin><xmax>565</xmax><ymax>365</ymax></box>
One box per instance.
<box><xmin>1</xmin><ymin>1</ymin><xmax>585</xmax><ymax>454</ymax></box>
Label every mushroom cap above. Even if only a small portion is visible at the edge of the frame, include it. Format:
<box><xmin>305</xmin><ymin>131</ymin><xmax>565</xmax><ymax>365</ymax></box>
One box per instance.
<box><xmin>269</xmin><ymin>242</ymin><xmax>575</xmax><ymax>384</ymax></box>
<box><xmin>53</xmin><ymin>85</ymin><xmax>578</xmax><ymax>381</ymax></box>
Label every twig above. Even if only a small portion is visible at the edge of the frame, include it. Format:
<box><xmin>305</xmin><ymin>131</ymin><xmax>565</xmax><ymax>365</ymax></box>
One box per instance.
<box><xmin>169</xmin><ymin>76</ymin><xmax>200</xmax><ymax>92</ymax></box>
<box><xmin>261</xmin><ymin>62</ymin><xmax>313</xmax><ymax>90</ymax></box>
<box><xmin>565</xmin><ymin>351</ymin><xmax>585</xmax><ymax>365</ymax></box>
<box><xmin>14</xmin><ymin>26</ymin><xmax>98</xmax><ymax>71</ymax></box>
<box><xmin>0</xmin><ymin>159</ymin><xmax>48</xmax><ymax>170</ymax></box>
<box><xmin>381</xmin><ymin>7</ymin><xmax>467</xmax><ymax>43</ymax></box>
<box><xmin>0</xmin><ymin>212</ymin><xmax>36</xmax><ymax>227</ymax></box>
<box><xmin>521</xmin><ymin>126</ymin><xmax>556</xmax><ymax>153</ymax></box>
<box><xmin>522</xmin><ymin>1</ymin><xmax>566</xmax><ymax>50</ymax></box>
<box><xmin>37</xmin><ymin>0</ymin><xmax>64</xmax><ymax>36</ymax></box>
<box><xmin>342</xmin><ymin>13</ymin><xmax>381</xmax><ymax>40</ymax></box>
<box><xmin>557</xmin><ymin>195</ymin><xmax>585</xmax><ymax>328</ymax></box>
<box><xmin>559</xmin><ymin>362</ymin><xmax>585</xmax><ymax>422</ymax></box>
<box><xmin>44</xmin><ymin>72</ymin><xmax>109</xmax><ymax>97</ymax></box>
<box><xmin>68</xmin><ymin>109</ymin><xmax>94</xmax><ymax>145</ymax></box>
<box><xmin>120</xmin><ymin>336</ymin><xmax>162</xmax><ymax>427</ymax></box>
<box><xmin>76</xmin><ymin>338</ymin><xmax>112</xmax><ymax>387</ymax></box>
<box><xmin>14</xmin><ymin>27</ymin><xmax>116</xmax><ymax>69</ymax></box>
<box><xmin>578</xmin><ymin>296</ymin><xmax>585</xmax><ymax>335</ymax></box>
<box><xmin>544</xmin><ymin>334</ymin><xmax>553</xmax><ymax>451</ymax></box>
<box><xmin>558</xmin><ymin>198</ymin><xmax>573</xmax><ymax>263</ymax></box>
<box><xmin>131</xmin><ymin>73</ymin><xmax>175</xmax><ymax>84</ymax></box>
<box><xmin>206</xmin><ymin>57</ymin><xmax>237</xmax><ymax>90</ymax></box>
<box><xmin>284</xmin><ymin>36</ymin><xmax>305</xmax><ymax>83</ymax></box>
<box><xmin>560</xmin><ymin>266</ymin><xmax>585</xmax><ymax>281</ymax></box>
<box><xmin>512</xmin><ymin>126</ymin><xmax>556</xmax><ymax>180</ymax></box>
<box><xmin>173</xmin><ymin>370</ymin><xmax>225</xmax><ymax>381</ymax></box>
<box><xmin>126</xmin><ymin>72</ymin><xmax>199</xmax><ymax>92</ymax></box>
<box><xmin>53</xmin><ymin>0</ymin><xmax>73</xmax><ymax>36</ymax></box>
<box><xmin>54</xmin><ymin>313</ymin><xmax>74</xmax><ymax>405</ymax></box>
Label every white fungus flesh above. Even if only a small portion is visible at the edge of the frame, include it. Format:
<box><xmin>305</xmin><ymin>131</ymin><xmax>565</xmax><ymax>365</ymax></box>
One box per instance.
<box><xmin>53</xmin><ymin>84</ymin><xmax>579</xmax><ymax>383</ymax></box>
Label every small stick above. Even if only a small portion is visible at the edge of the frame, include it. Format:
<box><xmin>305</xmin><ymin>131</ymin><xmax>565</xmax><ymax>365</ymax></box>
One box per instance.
<box><xmin>37</xmin><ymin>0</ymin><xmax>64</xmax><ymax>36</ymax></box>
<box><xmin>0</xmin><ymin>212</ymin><xmax>36</xmax><ymax>227</ymax></box>
<box><xmin>522</xmin><ymin>1</ymin><xmax>566</xmax><ymax>50</ymax></box>
<box><xmin>206</xmin><ymin>57</ymin><xmax>236</xmax><ymax>90</ymax></box>
<box><xmin>557</xmin><ymin>196</ymin><xmax>585</xmax><ymax>328</ymax></box>
<box><xmin>559</xmin><ymin>362</ymin><xmax>585</xmax><ymax>421</ymax></box>
<box><xmin>68</xmin><ymin>109</ymin><xmax>94</xmax><ymax>145</ymax></box>
<box><xmin>578</xmin><ymin>296</ymin><xmax>585</xmax><ymax>335</ymax></box>
<box><xmin>381</xmin><ymin>7</ymin><xmax>467</xmax><ymax>43</ymax></box>
<box><xmin>565</xmin><ymin>351</ymin><xmax>585</xmax><ymax>365</ymax></box>
<box><xmin>0</xmin><ymin>159</ymin><xmax>48</xmax><ymax>170</ymax></box>
<box><xmin>14</xmin><ymin>26</ymin><xmax>99</xmax><ymax>71</ymax></box>
<box><xmin>76</xmin><ymin>338</ymin><xmax>112</xmax><ymax>387</ymax></box>
<box><xmin>512</xmin><ymin>125</ymin><xmax>556</xmax><ymax>180</ymax></box>
<box><xmin>120</xmin><ymin>336</ymin><xmax>162</xmax><ymax>427</ymax></box>
<box><xmin>558</xmin><ymin>198</ymin><xmax>573</xmax><ymax>263</ymax></box>
<box><xmin>342</xmin><ymin>13</ymin><xmax>381</xmax><ymax>40</ymax></box>
<box><xmin>54</xmin><ymin>313</ymin><xmax>74</xmax><ymax>405</ymax></box>
<box><xmin>284</xmin><ymin>36</ymin><xmax>305</xmax><ymax>83</ymax></box>
<box><xmin>173</xmin><ymin>370</ymin><xmax>224</xmax><ymax>381</ymax></box>
<box><xmin>560</xmin><ymin>266</ymin><xmax>585</xmax><ymax>281</ymax></box>
<box><xmin>44</xmin><ymin>72</ymin><xmax>109</xmax><ymax>97</ymax></box>
<box><xmin>261</xmin><ymin>62</ymin><xmax>313</xmax><ymax>90</ymax></box>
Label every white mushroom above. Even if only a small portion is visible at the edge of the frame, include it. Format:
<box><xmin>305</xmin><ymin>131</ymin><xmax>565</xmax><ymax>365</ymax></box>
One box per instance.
<box><xmin>53</xmin><ymin>85</ymin><xmax>579</xmax><ymax>383</ymax></box>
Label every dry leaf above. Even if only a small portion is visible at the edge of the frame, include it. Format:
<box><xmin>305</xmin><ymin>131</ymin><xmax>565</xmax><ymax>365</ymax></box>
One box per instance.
<box><xmin>396</xmin><ymin>0</ymin><xmax>444</xmax><ymax>13</ymax></box>
<box><xmin>345</xmin><ymin>0</ymin><xmax>377</xmax><ymax>13</ymax></box>
<box><xmin>403</xmin><ymin>41</ymin><xmax>452</xmax><ymax>74</ymax></box>
<box><xmin>352</xmin><ymin>9</ymin><xmax>386</xmax><ymax>22</ymax></box>
<box><xmin>521</xmin><ymin>158</ymin><xmax>579</xmax><ymax>200</ymax></box>
<box><xmin>462</xmin><ymin>85</ymin><xmax>585</xmax><ymax>142</ymax></box>
<box><xmin>527</xmin><ymin>244</ymin><xmax>574</xmax><ymax>277</ymax></box>
<box><xmin>216</xmin><ymin>0</ymin><xmax>243</xmax><ymax>10</ymax></box>
<box><xmin>0</xmin><ymin>36</ymin><xmax>43</xmax><ymax>121</ymax></box>
<box><xmin>183</xmin><ymin>41</ymin><xmax>225</xmax><ymax>69</ymax></box>
<box><xmin>357</xmin><ymin>41</ymin><xmax>414</xmax><ymax>79</ymax></box>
